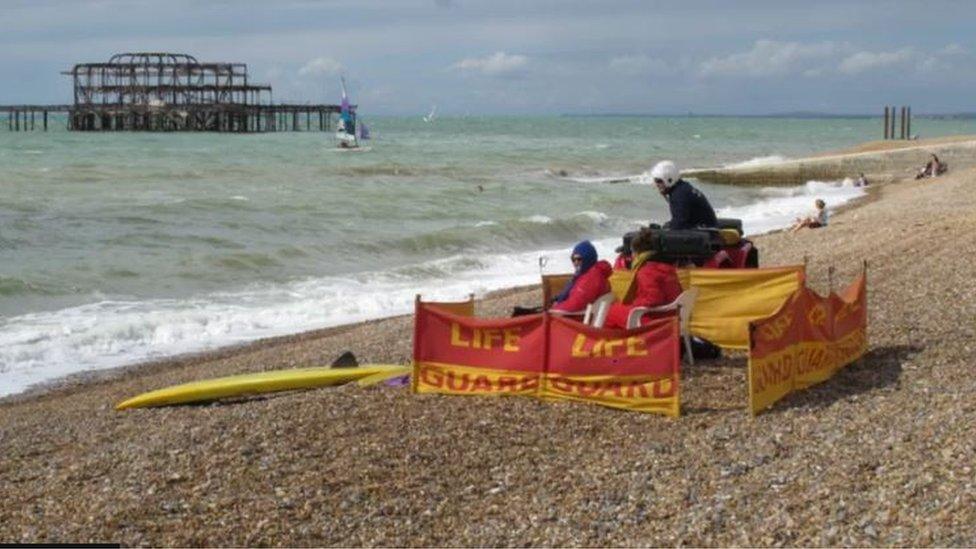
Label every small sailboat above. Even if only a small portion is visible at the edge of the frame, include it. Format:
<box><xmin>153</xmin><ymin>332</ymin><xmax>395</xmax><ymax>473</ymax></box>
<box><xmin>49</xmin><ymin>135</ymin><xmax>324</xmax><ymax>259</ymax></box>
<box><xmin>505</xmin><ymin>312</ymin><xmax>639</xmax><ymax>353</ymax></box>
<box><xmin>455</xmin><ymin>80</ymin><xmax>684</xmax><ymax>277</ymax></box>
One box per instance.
<box><xmin>335</xmin><ymin>77</ymin><xmax>359</xmax><ymax>149</ymax></box>
<box><xmin>423</xmin><ymin>105</ymin><xmax>437</xmax><ymax>123</ymax></box>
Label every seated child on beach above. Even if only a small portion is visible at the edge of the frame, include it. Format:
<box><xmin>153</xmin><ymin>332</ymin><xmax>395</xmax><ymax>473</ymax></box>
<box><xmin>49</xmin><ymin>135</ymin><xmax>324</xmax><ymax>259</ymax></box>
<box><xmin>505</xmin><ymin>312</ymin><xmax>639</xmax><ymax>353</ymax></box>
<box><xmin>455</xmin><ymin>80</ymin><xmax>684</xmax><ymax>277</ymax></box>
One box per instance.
<box><xmin>790</xmin><ymin>199</ymin><xmax>828</xmax><ymax>233</ymax></box>
<box><xmin>550</xmin><ymin>240</ymin><xmax>612</xmax><ymax>314</ymax></box>
<box><xmin>916</xmin><ymin>154</ymin><xmax>948</xmax><ymax>179</ymax></box>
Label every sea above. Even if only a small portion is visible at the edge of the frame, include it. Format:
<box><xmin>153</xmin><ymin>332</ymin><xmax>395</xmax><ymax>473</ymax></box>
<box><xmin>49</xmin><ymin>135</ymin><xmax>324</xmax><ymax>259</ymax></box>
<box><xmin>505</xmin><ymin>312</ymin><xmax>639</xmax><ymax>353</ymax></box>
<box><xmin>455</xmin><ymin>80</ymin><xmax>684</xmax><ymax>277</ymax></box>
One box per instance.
<box><xmin>1</xmin><ymin>115</ymin><xmax>973</xmax><ymax>396</ymax></box>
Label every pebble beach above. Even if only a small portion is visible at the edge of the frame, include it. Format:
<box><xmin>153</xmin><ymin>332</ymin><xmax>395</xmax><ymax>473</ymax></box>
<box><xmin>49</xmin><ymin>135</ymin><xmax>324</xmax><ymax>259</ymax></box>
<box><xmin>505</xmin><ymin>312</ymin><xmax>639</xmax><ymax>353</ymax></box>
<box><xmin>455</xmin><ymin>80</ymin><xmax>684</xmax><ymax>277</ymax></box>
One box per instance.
<box><xmin>2</xmin><ymin>162</ymin><xmax>976</xmax><ymax>545</ymax></box>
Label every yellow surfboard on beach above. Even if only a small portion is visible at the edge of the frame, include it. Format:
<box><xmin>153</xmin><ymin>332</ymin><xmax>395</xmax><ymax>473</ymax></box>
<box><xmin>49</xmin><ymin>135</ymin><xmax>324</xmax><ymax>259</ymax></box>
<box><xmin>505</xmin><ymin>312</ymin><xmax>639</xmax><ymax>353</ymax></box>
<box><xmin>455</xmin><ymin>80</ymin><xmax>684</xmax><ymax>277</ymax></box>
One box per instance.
<box><xmin>115</xmin><ymin>365</ymin><xmax>410</xmax><ymax>410</ymax></box>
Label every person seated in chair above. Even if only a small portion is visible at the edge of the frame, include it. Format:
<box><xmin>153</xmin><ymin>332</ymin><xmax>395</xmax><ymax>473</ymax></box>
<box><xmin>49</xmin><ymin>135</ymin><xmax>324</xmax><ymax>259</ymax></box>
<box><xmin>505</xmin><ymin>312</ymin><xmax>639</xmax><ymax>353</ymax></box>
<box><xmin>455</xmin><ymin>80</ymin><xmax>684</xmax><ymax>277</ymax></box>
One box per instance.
<box><xmin>613</xmin><ymin>231</ymin><xmax>636</xmax><ymax>270</ymax></box>
<box><xmin>604</xmin><ymin>227</ymin><xmax>683</xmax><ymax>328</ymax></box>
<box><xmin>550</xmin><ymin>240</ymin><xmax>612</xmax><ymax>314</ymax></box>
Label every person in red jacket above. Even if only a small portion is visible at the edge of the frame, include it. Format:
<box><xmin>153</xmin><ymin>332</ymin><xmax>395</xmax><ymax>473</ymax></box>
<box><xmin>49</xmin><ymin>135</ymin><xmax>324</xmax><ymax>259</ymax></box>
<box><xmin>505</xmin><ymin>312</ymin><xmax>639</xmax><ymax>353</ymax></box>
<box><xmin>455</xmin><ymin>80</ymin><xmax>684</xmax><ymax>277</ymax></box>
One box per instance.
<box><xmin>550</xmin><ymin>240</ymin><xmax>613</xmax><ymax>313</ymax></box>
<box><xmin>604</xmin><ymin>228</ymin><xmax>682</xmax><ymax>328</ymax></box>
<box><xmin>613</xmin><ymin>231</ymin><xmax>636</xmax><ymax>271</ymax></box>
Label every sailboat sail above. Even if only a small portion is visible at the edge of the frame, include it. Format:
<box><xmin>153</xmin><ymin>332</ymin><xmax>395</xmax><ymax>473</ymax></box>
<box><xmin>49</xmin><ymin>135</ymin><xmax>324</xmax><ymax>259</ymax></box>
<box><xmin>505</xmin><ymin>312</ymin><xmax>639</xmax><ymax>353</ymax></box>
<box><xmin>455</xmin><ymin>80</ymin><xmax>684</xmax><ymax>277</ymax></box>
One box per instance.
<box><xmin>356</xmin><ymin>122</ymin><xmax>371</xmax><ymax>140</ymax></box>
<box><xmin>340</xmin><ymin>77</ymin><xmax>350</xmax><ymax>116</ymax></box>
<box><xmin>339</xmin><ymin>77</ymin><xmax>355</xmax><ymax>135</ymax></box>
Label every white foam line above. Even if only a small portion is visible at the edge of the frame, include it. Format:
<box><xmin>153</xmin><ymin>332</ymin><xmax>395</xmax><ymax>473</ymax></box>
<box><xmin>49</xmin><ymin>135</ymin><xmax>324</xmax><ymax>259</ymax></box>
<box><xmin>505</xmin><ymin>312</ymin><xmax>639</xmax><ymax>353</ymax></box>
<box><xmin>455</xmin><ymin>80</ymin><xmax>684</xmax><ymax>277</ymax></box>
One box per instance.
<box><xmin>723</xmin><ymin>155</ymin><xmax>790</xmax><ymax>169</ymax></box>
<box><xmin>0</xmin><ymin>238</ymin><xmax>613</xmax><ymax>398</ymax></box>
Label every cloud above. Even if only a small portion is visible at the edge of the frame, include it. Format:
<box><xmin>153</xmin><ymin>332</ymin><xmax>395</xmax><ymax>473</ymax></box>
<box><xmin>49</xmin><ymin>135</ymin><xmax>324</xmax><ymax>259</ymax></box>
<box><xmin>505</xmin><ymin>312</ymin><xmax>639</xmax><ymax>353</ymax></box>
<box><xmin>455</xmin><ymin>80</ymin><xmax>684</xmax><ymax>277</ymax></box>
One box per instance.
<box><xmin>940</xmin><ymin>43</ymin><xmax>967</xmax><ymax>56</ymax></box>
<box><xmin>264</xmin><ymin>66</ymin><xmax>284</xmax><ymax>80</ymax></box>
<box><xmin>609</xmin><ymin>54</ymin><xmax>669</xmax><ymax>76</ymax></box>
<box><xmin>452</xmin><ymin>51</ymin><xmax>528</xmax><ymax>75</ymax></box>
<box><xmin>838</xmin><ymin>48</ymin><xmax>915</xmax><ymax>74</ymax></box>
<box><xmin>700</xmin><ymin>39</ymin><xmax>840</xmax><ymax>77</ymax></box>
<box><xmin>298</xmin><ymin>56</ymin><xmax>344</xmax><ymax>76</ymax></box>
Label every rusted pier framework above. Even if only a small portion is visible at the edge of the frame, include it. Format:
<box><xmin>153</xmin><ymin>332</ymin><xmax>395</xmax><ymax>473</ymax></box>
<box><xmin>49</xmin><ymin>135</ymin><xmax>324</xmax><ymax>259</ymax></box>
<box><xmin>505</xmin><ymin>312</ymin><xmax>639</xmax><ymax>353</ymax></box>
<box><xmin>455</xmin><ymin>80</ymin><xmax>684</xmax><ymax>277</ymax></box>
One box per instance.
<box><xmin>2</xmin><ymin>52</ymin><xmax>344</xmax><ymax>132</ymax></box>
<box><xmin>1</xmin><ymin>105</ymin><xmax>70</xmax><ymax>131</ymax></box>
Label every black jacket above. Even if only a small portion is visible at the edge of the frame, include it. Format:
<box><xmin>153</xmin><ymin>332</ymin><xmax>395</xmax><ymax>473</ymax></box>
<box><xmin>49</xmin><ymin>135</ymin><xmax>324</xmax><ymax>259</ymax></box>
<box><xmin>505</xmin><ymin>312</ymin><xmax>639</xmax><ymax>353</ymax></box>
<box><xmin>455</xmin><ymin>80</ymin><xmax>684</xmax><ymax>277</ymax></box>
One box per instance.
<box><xmin>664</xmin><ymin>179</ymin><xmax>717</xmax><ymax>230</ymax></box>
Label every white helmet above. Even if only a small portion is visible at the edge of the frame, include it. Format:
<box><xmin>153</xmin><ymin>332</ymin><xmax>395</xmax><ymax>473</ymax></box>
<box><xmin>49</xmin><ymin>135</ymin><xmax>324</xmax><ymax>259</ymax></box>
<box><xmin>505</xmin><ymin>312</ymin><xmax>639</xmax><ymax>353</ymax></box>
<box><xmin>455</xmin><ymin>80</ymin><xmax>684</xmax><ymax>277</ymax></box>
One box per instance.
<box><xmin>650</xmin><ymin>160</ymin><xmax>680</xmax><ymax>188</ymax></box>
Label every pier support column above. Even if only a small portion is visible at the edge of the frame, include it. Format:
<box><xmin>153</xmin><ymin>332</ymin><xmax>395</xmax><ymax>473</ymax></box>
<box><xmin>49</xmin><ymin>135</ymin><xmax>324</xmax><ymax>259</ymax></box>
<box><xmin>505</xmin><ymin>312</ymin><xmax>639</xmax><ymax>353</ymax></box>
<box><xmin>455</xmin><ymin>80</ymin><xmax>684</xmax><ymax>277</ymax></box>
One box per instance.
<box><xmin>883</xmin><ymin>106</ymin><xmax>889</xmax><ymax>139</ymax></box>
<box><xmin>900</xmin><ymin>106</ymin><xmax>906</xmax><ymax>139</ymax></box>
<box><xmin>889</xmin><ymin>106</ymin><xmax>895</xmax><ymax>141</ymax></box>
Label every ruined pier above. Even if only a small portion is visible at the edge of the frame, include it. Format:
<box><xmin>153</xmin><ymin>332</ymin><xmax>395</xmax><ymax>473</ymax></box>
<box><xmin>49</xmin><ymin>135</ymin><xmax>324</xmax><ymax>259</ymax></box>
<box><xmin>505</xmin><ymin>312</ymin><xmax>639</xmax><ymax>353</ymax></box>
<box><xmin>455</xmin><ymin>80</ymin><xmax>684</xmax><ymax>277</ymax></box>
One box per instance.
<box><xmin>2</xmin><ymin>52</ymin><xmax>345</xmax><ymax>132</ymax></box>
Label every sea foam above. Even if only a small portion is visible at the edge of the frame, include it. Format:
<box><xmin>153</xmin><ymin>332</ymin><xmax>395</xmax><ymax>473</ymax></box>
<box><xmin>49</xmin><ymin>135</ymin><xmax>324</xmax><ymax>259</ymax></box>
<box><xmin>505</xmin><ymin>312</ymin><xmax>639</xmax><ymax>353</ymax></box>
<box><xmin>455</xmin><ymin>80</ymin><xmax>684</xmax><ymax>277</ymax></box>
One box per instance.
<box><xmin>723</xmin><ymin>155</ymin><xmax>790</xmax><ymax>169</ymax></box>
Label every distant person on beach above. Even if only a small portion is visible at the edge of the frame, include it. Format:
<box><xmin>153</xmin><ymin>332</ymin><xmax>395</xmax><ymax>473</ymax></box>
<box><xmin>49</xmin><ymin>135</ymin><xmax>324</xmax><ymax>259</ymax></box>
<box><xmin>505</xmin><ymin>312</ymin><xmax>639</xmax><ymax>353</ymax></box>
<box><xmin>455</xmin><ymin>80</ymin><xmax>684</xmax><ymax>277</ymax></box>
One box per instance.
<box><xmin>550</xmin><ymin>240</ymin><xmax>612</xmax><ymax>313</ymax></box>
<box><xmin>856</xmin><ymin>173</ymin><xmax>869</xmax><ymax>187</ymax></box>
<box><xmin>613</xmin><ymin>232</ymin><xmax>636</xmax><ymax>270</ymax></box>
<box><xmin>650</xmin><ymin>160</ymin><xmax>718</xmax><ymax>230</ymax></box>
<box><xmin>605</xmin><ymin>227</ymin><xmax>682</xmax><ymax>328</ymax></box>
<box><xmin>915</xmin><ymin>153</ymin><xmax>947</xmax><ymax>179</ymax></box>
<box><xmin>790</xmin><ymin>199</ymin><xmax>828</xmax><ymax>232</ymax></box>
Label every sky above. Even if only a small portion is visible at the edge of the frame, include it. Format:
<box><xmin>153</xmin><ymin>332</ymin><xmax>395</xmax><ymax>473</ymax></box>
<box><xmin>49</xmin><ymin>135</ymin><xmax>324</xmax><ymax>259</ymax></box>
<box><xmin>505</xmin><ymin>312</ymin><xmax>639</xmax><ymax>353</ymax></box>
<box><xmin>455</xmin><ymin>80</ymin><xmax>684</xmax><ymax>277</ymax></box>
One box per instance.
<box><xmin>1</xmin><ymin>0</ymin><xmax>974</xmax><ymax>115</ymax></box>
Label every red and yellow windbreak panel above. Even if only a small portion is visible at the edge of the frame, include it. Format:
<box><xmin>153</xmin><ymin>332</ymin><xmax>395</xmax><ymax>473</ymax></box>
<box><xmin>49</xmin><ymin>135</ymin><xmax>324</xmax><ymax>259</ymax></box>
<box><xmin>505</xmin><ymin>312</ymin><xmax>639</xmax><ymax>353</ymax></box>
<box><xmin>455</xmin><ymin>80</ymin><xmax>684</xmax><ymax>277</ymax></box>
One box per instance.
<box><xmin>603</xmin><ymin>265</ymin><xmax>806</xmax><ymax>350</ymax></box>
<box><xmin>412</xmin><ymin>302</ymin><xmax>681</xmax><ymax>417</ymax></box>
<box><xmin>543</xmin><ymin>315</ymin><xmax>679</xmax><ymax>416</ymax></box>
<box><xmin>748</xmin><ymin>273</ymin><xmax>867</xmax><ymax>415</ymax></box>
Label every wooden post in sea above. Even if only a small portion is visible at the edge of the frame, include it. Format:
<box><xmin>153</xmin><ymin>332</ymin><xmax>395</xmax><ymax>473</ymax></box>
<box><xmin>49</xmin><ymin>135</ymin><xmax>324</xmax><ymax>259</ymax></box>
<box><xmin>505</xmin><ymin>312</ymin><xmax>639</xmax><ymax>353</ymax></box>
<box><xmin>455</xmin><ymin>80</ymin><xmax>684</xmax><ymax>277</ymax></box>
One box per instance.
<box><xmin>889</xmin><ymin>106</ymin><xmax>896</xmax><ymax>141</ymax></box>
<box><xmin>883</xmin><ymin>106</ymin><xmax>889</xmax><ymax>139</ymax></box>
<box><xmin>900</xmin><ymin>106</ymin><xmax>906</xmax><ymax>139</ymax></box>
<box><xmin>906</xmin><ymin>106</ymin><xmax>911</xmax><ymax>139</ymax></box>
<box><xmin>43</xmin><ymin>110</ymin><xmax>48</xmax><ymax>131</ymax></box>
<box><xmin>15</xmin><ymin>110</ymin><xmax>19</xmax><ymax>131</ymax></box>
<box><xmin>898</xmin><ymin>107</ymin><xmax>905</xmax><ymax>139</ymax></box>
<box><xmin>886</xmin><ymin>105</ymin><xmax>891</xmax><ymax>139</ymax></box>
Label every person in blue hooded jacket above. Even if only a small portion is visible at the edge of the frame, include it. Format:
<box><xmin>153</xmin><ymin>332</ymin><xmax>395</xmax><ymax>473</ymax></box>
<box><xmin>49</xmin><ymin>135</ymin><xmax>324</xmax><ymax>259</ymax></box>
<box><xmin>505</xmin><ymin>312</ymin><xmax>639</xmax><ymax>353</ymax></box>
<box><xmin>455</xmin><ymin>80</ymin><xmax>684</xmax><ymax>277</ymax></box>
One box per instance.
<box><xmin>550</xmin><ymin>240</ymin><xmax>613</xmax><ymax>313</ymax></box>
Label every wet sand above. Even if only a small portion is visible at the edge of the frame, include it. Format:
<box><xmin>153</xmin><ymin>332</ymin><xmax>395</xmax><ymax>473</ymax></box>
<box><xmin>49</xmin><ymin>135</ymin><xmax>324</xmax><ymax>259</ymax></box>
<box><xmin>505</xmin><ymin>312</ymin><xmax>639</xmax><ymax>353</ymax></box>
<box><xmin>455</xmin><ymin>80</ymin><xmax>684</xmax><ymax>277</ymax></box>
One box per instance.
<box><xmin>2</xmin><ymin>166</ymin><xmax>975</xmax><ymax>545</ymax></box>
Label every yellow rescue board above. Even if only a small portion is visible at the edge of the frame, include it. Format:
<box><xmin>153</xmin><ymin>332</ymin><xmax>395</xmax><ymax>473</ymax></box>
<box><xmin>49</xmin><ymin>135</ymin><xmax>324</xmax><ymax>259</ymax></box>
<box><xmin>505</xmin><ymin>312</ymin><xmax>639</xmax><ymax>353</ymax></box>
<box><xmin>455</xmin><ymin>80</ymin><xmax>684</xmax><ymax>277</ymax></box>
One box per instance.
<box><xmin>116</xmin><ymin>365</ymin><xmax>407</xmax><ymax>410</ymax></box>
<box><xmin>356</xmin><ymin>367</ymin><xmax>411</xmax><ymax>387</ymax></box>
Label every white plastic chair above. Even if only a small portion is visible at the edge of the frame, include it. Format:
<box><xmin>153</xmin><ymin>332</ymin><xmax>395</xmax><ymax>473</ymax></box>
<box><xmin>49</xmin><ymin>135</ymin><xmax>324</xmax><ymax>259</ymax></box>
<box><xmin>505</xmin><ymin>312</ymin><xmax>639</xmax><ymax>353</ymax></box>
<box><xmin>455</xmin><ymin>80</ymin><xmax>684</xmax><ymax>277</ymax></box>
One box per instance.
<box><xmin>582</xmin><ymin>292</ymin><xmax>616</xmax><ymax>328</ymax></box>
<box><xmin>625</xmin><ymin>287</ymin><xmax>699</xmax><ymax>365</ymax></box>
<box><xmin>550</xmin><ymin>309</ymin><xmax>586</xmax><ymax>321</ymax></box>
